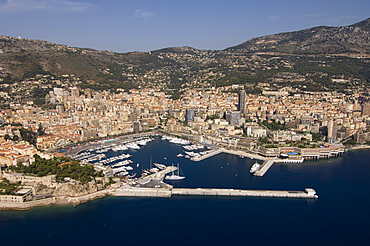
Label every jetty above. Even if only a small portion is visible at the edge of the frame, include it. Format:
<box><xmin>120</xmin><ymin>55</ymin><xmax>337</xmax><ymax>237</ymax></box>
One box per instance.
<box><xmin>111</xmin><ymin>187</ymin><xmax>318</xmax><ymax>199</ymax></box>
<box><xmin>147</xmin><ymin>166</ymin><xmax>177</xmax><ymax>180</ymax></box>
<box><xmin>132</xmin><ymin>166</ymin><xmax>178</xmax><ymax>189</ymax></box>
<box><xmin>191</xmin><ymin>148</ymin><xmax>267</xmax><ymax>162</ymax></box>
<box><xmin>191</xmin><ymin>148</ymin><xmax>224</xmax><ymax>161</ymax></box>
<box><xmin>172</xmin><ymin>188</ymin><xmax>318</xmax><ymax>198</ymax></box>
<box><xmin>253</xmin><ymin>158</ymin><xmax>276</xmax><ymax>177</ymax></box>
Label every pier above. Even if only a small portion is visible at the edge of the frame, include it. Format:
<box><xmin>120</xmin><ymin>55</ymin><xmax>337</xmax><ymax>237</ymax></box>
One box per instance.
<box><xmin>172</xmin><ymin>188</ymin><xmax>318</xmax><ymax>198</ymax></box>
<box><xmin>111</xmin><ymin>187</ymin><xmax>318</xmax><ymax>199</ymax></box>
<box><xmin>191</xmin><ymin>148</ymin><xmax>267</xmax><ymax>162</ymax></box>
<box><xmin>253</xmin><ymin>158</ymin><xmax>276</xmax><ymax>177</ymax></box>
<box><xmin>191</xmin><ymin>148</ymin><xmax>224</xmax><ymax>161</ymax></box>
<box><xmin>131</xmin><ymin>166</ymin><xmax>178</xmax><ymax>189</ymax></box>
<box><xmin>112</xmin><ymin>187</ymin><xmax>172</xmax><ymax>197</ymax></box>
<box><xmin>148</xmin><ymin>166</ymin><xmax>178</xmax><ymax>181</ymax></box>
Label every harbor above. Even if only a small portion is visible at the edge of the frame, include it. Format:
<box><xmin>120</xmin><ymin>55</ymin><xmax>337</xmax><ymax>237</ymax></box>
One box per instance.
<box><xmin>62</xmin><ymin>134</ymin><xmax>320</xmax><ymax>201</ymax></box>
<box><xmin>63</xmin><ymin>133</ymin><xmax>318</xmax><ymax>188</ymax></box>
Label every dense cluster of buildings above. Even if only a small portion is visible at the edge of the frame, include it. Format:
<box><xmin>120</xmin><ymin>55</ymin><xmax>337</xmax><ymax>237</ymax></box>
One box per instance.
<box><xmin>1</xmin><ymin>80</ymin><xmax>370</xmax><ymax>167</ymax></box>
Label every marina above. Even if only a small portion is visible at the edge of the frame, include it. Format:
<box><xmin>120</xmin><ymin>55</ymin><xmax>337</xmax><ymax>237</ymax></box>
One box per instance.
<box><xmin>4</xmin><ymin>133</ymin><xmax>370</xmax><ymax>246</ymax></box>
<box><xmin>64</xmin><ymin>134</ymin><xmax>322</xmax><ymax>183</ymax></box>
<box><xmin>60</xmin><ymin>134</ymin><xmax>322</xmax><ymax>201</ymax></box>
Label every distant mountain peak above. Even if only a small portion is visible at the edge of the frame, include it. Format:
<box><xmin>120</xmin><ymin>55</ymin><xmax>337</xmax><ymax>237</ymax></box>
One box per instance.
<box><xmin>227</xmin><ymin>17</ymin><xmax>370</xmax><ymax>55</ymax></box>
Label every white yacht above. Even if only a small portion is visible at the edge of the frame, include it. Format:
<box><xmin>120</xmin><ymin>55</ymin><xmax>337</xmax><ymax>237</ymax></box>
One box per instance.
<box><xmin>165</xmin><ymin>164</ymin><xmax>185</xmax><ymax>180</ymax></box>
<box><xmin>126</xmin><ymin>142</ymin><xmax>140</xmax><ymax>150</ymax></box>
<box><xmin>250</xmin><ymin>162</ymin><xmax>261</xmax><ymax>174</ymax></box>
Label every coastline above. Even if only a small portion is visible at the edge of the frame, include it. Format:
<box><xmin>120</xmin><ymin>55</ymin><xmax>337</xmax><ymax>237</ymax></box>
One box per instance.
<box><xmin>1</xmin><ymin>132</ymin><xmax>347</xmax><ymax>211</ymax></box>
<box><xmin>0</xmin><ymin>185</ymin><xmax>319</xmax><ymax>210</ymax></box>
<box><xmin>0</xmin><ymin>189</ymin><xmax>110</xmax><ymax>211</ymax></box>
<box><xmin>346</xmin><ymin>145</ymin><xmax>370</xmax><ymax>151</ymax></box>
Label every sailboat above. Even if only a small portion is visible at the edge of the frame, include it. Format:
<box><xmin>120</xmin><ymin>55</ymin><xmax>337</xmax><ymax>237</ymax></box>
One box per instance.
<box><xmin>165</xmin><ymin>163</ymin><xmax>185</xmax><ymax>180</ymax></box>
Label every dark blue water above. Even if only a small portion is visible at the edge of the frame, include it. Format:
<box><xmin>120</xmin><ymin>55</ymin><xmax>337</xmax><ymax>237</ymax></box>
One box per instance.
<box><xmin>1</xmin><ymin>138</ymin><xmax>370</xmax><ymax>246</ymax></box>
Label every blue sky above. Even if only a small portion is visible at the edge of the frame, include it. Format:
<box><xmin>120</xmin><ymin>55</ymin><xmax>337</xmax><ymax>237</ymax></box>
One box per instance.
<box><xmin>0</xmin><ymin>0</ymin><xmax>369</xmax><ymax>52</ymax></box>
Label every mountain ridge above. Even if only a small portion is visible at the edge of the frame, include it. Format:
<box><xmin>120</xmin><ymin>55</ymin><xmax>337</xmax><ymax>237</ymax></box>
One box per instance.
<box><xmin>0</xmin><ymin>17</ymin><xmax>369</xmax><ymax>98</ymax></box>
<box><xmin>227</xmin><ymin>18</ymin><xmax>370</xmax><ymax>55</ymax></box>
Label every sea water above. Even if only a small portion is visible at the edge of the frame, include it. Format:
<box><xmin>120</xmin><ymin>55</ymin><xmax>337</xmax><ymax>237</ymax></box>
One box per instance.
<box><xmin>0</xmin><ymin>137</ymin><xmax>369</xmax><ymax>246</ymax></box>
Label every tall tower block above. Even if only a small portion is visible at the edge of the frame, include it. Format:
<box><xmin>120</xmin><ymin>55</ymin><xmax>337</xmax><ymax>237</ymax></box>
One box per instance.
<box><xmin>238</xmin><ymin>90</ymin><xmax>246</xmax><ymax>113</ymax></box>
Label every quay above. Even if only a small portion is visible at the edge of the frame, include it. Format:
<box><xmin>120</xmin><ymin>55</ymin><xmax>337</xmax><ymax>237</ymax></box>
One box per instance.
<box><xmin>1</xmin><ymin>186</ymin><xmax>318</xmax><ymax>209</ymax></box>
<box><xmin>191</xmin><ymin>148</ymin><xmax>268</xmax><ymax>162</ymax></box>
<box><xmin>131</xmin><ymin>166</ymin><xmax>177</xmax><ymax>189</ymax></box>
<box><xmin>172</xmin><ymin>188</ymin><xmax>318</xmax><ymax>199</ymax></box>
<box><xmin>111</xmin><ymin>187</ymin><xmax>318</xmax><ymax>199</ymax></box>
<box><xmin>254</xmin><ymin>158</ymin><xmax>276</xmax><ymax>177</ymax></box>
<box><xmin>112</xmin><ymin>187</ymin><xmax>172</xmax><ymax>197</ymax></box>
<box><xmin>191</xmin><ymin>148</ymin><xmax>224</xmax><ymax>161</ymax></box>
<box><xmin>149</xmin><ymin>166</ymin><xmax>177</xmax><ymax>181</ymax></box>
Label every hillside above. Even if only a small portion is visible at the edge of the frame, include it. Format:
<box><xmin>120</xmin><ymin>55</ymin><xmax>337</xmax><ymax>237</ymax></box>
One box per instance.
<box><xmin>0</xmin><ymin>17</ymin><xmax>370</xmax><ymax>100</ymax></box>
<box><xmin>227</xmin><ymin>18</ymin><xmax>370</xmax><ymax>56</ymax></box>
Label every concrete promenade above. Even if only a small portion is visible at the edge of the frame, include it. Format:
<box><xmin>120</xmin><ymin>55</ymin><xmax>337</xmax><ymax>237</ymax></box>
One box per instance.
<box><xmin>1</xmin><ymin>186</ymin><xmax>318</xmax><ymax>210</ymax></box>
<box><xmin>191</xmin><ymin>147</ymin><xmax>268</xmax><ymax>162</ymax></box>
<box><xmin>222</xmin><ymin>149</ymin><xmax>268</xmax><ymax>161</ymax></box>
<box><xmin>172</xmin><ymin>188</ymin><xmax>318</xmax><ymax>198</ymax></box>
<box><xmin>112</xmin><ymin>187</ymin><xmax>172</xmax><ymax>197</ymax></box>
<box><xmin>191</xmin><ymin>148</ymin><xmax>224</xmax><ymax>161</ymax></box>
<box><xmin>254</xmin><ymin>158</ymin><xmax>276</xmax><ymax>177</ymax></box>
<box><xmin>111</xmin><ymin>187</ymin><xmax>318</xmax><ymax>199</ymax></box>
<box><xmin>149</xmin><ymin>166</ymin><xmax>177</xmax><ymax>181</ymax></box>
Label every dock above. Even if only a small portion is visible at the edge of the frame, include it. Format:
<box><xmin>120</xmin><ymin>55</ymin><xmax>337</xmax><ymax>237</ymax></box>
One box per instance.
<box><xmin>254</xmin><ymin>158</ymin><xmax>276</xmax><ymax>177</ymax></box>
<box><xmin>111</xmin><ymin>187</ymin><xmax>318</xmax><ymax>199</ymax></box>
<box><xmin>131</xmin><ymin>166</ymin><xmax>178</xmax><ymax>189</ymax></box>
<box><xmin>148</xmin><ymin>166</ymin><xmax>178</xmax><ymax>181</ymax></box>
<box><xmin>191</xmin><ymin>148</ymin><xmax>267</xmax><ymax>162</ymax></box>
<box><xmin>112</xmin><ymin>187</ymin><xmax>172</xmax><ymax>197</ymax></box>
<box><xmin>191</xmin><ymin>148</ymin><xmax>224</xmax><ymax>161</ymax></box>
<box><xmin>172</xmin><ymin>188</ymin><xmax>318</xmax><ymax>198</ymax></box>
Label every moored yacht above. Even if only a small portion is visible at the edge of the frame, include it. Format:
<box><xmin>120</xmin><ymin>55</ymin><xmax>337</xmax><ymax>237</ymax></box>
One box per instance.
<box><xmin>165</xmin><ymin>164</ymin><xmax>185</xmax><ymax>180</ymax></box>
<box><xmin>250</xmin><ymin>162</ymin><xmax>261</xmax><ymax>174</ymax></box>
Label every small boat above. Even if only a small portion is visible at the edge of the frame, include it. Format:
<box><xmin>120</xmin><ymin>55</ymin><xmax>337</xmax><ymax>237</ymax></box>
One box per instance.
<box><xmin>177</xmin><ymin>153</ymin><xmax>184</xmax><ymax>157</ymax></box>
<box><xmin>149</xmin><ymin>167</ymin><xmax>159</xmax><ymax>173</ymax></box>
<box><xmin>154</xmin><ymin>163</ymin><xmax>167</xmax><ymax>170</ymax></box>
<box><xmin>165</xmin><ymin>164</ymin><xmax>185</xmax><ymax>181</ymax></box>
<box><xmin>250</xmin><ymin>162</ymin><xmax>261</xmax><ymax>174</ymax></box>
<box><xmin>127</xmin><ymin>173</ymin><xmax>137</xmax><ymax>178</ymax></box>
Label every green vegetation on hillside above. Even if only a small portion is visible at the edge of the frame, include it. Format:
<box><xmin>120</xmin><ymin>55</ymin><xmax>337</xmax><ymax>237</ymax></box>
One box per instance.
<box><xmin>1</xmin><ymin>18</ymin><xmax>370</xmax><ymax>100</ymax></box>
<box><xmin>0</xmin><ymin>179</ymin><xmax>20</xmax><ymax>195</ymax></box>
<box><xmin>10</xmin><ymin>155</ymin><xmax>103</xmax><ymax>184</ymax></box>
<box><xmin>260</xmin><ymin>120</ymin><xmax>288</xmax><ymax>131</ymax></box>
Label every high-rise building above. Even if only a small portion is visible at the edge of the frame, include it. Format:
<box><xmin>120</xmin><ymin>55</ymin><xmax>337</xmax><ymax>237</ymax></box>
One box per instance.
<box><xmin>70</xmin><ymin>87</ymin><xmax>80</xmax><ymax>98</ymax></box>
<box><xmin>185</xmin><ymin>109</ymin><xmax>195</xmax><ymax>123</ymax></box>
<box><xmin>327</xmin><ymin>119</ymin><xmax>337</xmax><ymax>143</ymax></box>
<box><xmin>226</xmin><ymin>111</ymin><xmax>241</xmax><ymax>126</ymax></box>
<box><xmin>362</xmin><ymin>104</ymin><xmax>370</xmax><ymax>116</ymax></box>
<box><xmin>133</xmin><ymin>122</ymin><xmax>140</xmax><ymax>132</ymax></box>
<box><xmin>238</xmin><ymin>90</ymin><xmax>246</xmax><ymax>113</ymax></box>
